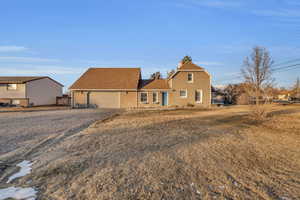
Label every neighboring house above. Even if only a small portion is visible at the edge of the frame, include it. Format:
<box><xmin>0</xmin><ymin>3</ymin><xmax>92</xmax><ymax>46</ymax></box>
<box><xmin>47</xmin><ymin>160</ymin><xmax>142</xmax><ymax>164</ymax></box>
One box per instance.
<box><xmin>277</xmin><ymin>91</ymin><xmax>291</xmax><ymax>101</ymax></box>
<box><xmin>211</xmin><ymin>86</ymin><xmax>225</xmax><ymax>105</ymax></box>
<box><xmin>277</xmin><ymin>94</ymin><xmax>290</xmax><ymax>101</ymax></box>
<box><xmin>69</xmin><ymin>62</ymin><xmax>211</xmax><ymax>108</ymax></box>
<box><xmin>0</xmin><ymin>77</ymin><xmax>63</xmax><ymax>107</ymax></box>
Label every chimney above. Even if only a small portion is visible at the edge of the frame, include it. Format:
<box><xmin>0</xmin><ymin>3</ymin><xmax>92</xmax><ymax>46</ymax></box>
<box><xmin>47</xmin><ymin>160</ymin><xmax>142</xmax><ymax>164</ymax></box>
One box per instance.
<box><xmin>177</xmin><ymin>61</ymin><xmax>183</xmax><ymax>69</ymax></box>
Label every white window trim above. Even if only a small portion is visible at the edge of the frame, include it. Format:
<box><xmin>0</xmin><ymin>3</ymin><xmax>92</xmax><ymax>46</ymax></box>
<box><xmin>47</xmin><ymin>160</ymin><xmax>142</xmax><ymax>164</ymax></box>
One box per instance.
<box><xmin>195</xmin><ymin>89</ymin><xmax>203</xmax><ymax>104</ymax></box>
<box><xmin>179</xmin><ymin>89</ymin><xmax>188</xmax><ymax>98</ymax></box>
<box><xmin>140</xmin><ymin>92</ymin><xmax>148</xmax><ymax>103</ymax></box>
<box><xmin>7</xmin><ymin>83</ymin><xmax>17</xmax><ymax>91</ymax></box>
<box><xmin>152</xmin><ymin>92</ymin><xmax>159</xmax><ymax>103</ymax></box>
<box><xmin>187</xmin><ymin>73</ymin><xmax>194</xmax><ymax>83</ymax></box>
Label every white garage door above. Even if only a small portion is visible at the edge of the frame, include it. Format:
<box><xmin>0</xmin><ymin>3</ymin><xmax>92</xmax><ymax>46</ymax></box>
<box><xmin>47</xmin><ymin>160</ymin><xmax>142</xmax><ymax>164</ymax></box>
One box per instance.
<box><xmin>89</xmin><ymin>92</ymin><xmax>120</xmax><ymax>108</ymax></box>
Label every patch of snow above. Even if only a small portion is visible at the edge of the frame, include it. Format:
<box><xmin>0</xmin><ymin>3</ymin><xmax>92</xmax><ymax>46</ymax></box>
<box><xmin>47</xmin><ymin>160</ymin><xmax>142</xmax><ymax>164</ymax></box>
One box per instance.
<box><xmin>233</xmin><ymin>181</ymin><xmax>238</xmax><ymax>186</ymax></box>
<box><xmin>7</xmin><ymin>160</ymin><xmax>32</xmax><ymax>183</ymax></box>
<box><xmin>0</xmin><ymin>186</ymin><xmax>37</xmax><ymax>200</ymax></box>
<box><xmin>190</xmin><ymin>182</ymin><xmax>201</xmax><ymax>195</ymax></box>
<box><xmin>219</xmin><ymin>185</ymin><xmax>225</xmax><ymax>190</ymax></box>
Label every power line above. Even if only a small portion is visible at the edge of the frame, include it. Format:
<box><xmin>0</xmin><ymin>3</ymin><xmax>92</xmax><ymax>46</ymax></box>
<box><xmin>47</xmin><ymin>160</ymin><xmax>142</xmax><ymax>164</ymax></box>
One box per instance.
<box><xmin>213</xmin><ymin>57</ymin><xmax>300</xmax><ymax>84</ymax></box>
<box><xmin>273</xmin><ymin>65</ymin><xmax>300</xmax><ymax>73</ymax></box>
<box><xmin>216</xmin><ymin>63</ymin><xmax>300</xmax><ymax>82</ymax></box>
<box><xmin>272</xmin><ymin>58</ymin><xmax>300</xmax><ymax>67</ymax></box>
<box><xmin>214</xmin><ymin>64</ymin><xmax>300</xmax><ymax>84</ymax></box>
<box><xmin>213</xmin><ymin>74</ymin><xmax>242</xmax><ymax>82</ymax></box>
<box><xmin>272</xmin><ymin>63</ymin><xmax>300</xmax><ymax>71</ymax></box>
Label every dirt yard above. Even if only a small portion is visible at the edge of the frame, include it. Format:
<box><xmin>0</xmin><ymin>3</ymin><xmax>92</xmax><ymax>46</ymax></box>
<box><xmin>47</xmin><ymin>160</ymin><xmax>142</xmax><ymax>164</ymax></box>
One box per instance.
<box><xmin>0</xmin><ymin>106</ymin><xmax>69</xmax><ymax>113</ymax></box>
<box><xmin>0</xmin><ymin>105</ymin><xmax>299</xmax><ymax>200</ymax></box>
<box><xmin>0</xmin><ymin>108</ymin><xmax>119</xmax><ymax>155</ymax></box>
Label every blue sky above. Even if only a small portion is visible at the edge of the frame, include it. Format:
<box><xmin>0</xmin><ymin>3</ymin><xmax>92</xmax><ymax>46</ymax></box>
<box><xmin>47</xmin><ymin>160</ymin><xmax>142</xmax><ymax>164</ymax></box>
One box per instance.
<box><xmin>0</xmin><ymin>0</ymin><xmax>300</xmax><ymax>90</ymax></box>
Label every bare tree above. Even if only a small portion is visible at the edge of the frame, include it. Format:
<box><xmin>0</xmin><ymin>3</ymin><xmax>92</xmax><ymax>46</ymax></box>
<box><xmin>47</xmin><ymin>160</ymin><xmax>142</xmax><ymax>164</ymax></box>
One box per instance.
<box><xmin>182</xmin><ymin>55</ymin><xmax>192</xmax><ymax>64</ymax></box>
<box><xmin>167</xmin><ymin>69</ymin><xmax>175</xmax><ymax>79</ymax></box>
<box><xmin>224</xmin><ymin>84</ymin><xmax>246</xmax><ymax>104</ymax></box>
<box><xmin>241</xmin><ymin>46</ymin><xmax>274</xmax><ymax>105</ymax></box>
<box><xmin>150</xmin><ymin>71</ymin><xmax>162</xmax><ymax>80</ymax></box>
<box><xmin>292</xmin><ymin>77</ymin><xmax>300</xmax><ymax>98</ymax></box>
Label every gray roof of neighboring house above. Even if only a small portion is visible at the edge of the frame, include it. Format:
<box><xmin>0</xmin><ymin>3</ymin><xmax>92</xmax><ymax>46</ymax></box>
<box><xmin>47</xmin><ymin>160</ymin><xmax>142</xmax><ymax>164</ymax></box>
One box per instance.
<box><xmin>0</xmin><ymin>76</ymin><xmax>64</xmax><ymax>86</ymax></box>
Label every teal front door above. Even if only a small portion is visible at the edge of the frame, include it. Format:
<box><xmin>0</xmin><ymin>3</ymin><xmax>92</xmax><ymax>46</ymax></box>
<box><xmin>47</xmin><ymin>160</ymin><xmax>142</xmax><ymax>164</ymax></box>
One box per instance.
<box><xmin>162</xmin><ymin>92</ymin><xmax>168</xmax><ymax>106</ymax></box>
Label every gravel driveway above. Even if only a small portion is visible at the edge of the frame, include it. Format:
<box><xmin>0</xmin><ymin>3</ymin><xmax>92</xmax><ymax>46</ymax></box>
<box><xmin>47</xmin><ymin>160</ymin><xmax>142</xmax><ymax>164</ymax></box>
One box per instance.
<box><xmin>0</xmin><ymin>109</ymin><xmax>119</xmax><ymax>155</ymax></box>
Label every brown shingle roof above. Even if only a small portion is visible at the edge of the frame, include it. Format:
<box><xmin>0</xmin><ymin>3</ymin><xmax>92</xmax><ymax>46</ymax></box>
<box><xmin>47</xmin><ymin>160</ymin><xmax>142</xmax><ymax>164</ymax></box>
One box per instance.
<box><xmin>168</xmin><ymin>62</ymin><xmax>207</xmax><ymax>80</ymax></box>
<box><xmin>139</xmin><ymin>79</ymin><xmax>170</xmax><ymax>89</ymax></box>
<box><xmin>178</xmin><ymin>62</ymin><xmax>204</xmax><ymax>70</ymax></box>
<box><xmin>0</xmin><ymin>76</ymin><xmax>63</xmax><ymax>85</ymax></box>
<box><xmin>70</xmin><ymin>68</ymin><xmax>141</xmax><ymax>90</ymax></box>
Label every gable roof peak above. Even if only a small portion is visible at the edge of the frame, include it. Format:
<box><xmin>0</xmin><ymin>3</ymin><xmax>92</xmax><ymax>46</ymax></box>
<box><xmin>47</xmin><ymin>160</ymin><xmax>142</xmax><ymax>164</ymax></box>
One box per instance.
<box><xmin>178</xmin><ymin>62</ymin><xmax>204</xmax><ymax>70</ymax></box>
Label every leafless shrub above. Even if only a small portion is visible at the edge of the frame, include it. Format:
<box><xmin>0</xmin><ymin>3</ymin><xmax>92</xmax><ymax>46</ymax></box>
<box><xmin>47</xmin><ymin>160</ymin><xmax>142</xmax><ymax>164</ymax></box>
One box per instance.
<box><xmin>248</xmin><ymin>105</ymin><xmax>268</xmax><ymax>123</ymax></box>
<box><xmin>241</xmin><ymin>46</ymin><xmax>274</xmax><ymax>122</ymax></box>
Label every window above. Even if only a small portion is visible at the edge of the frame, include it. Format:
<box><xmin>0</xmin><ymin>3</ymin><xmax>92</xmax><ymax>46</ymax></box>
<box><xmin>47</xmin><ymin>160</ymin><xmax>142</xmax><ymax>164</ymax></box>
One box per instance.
<box><xmin>195</xmin><ymin>90</ymin><xmax>203</xmax><ymax>103</ymax></box>
<box><xmin>7</xmin><ymin>84</ymin><xmax>17</xmax><ymax>90</ymax></box>
<box><xmin>153</xmin><ymin>92</ymin><xmax>158</xmax><ymax>103</ymax></box>
<box><xmin>188</xmin><ymin>73</ymin><xmax>193</xmax><ymax>82</ymax></box>
<box><xmin>180</xmin><ymin>90</ymin><xmax>187</xmax><ymax>98</ymax></box>
<box><xmin>140</xmin><ymin>92</ymin><xmax>148</xmax><ymax>103</ymax></box>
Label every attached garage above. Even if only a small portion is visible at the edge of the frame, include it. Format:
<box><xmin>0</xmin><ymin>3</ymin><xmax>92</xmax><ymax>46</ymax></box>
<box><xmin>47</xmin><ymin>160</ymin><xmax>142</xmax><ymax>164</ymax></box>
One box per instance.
<box><xmin>89</xmin><ymin>91</ymin><xmax>120</xmax><ymax>108</ymax></box>
<box><xmin>70</xmin><ymin>68</ymin><xmax>141</xmax><ymax>109</ymax></box>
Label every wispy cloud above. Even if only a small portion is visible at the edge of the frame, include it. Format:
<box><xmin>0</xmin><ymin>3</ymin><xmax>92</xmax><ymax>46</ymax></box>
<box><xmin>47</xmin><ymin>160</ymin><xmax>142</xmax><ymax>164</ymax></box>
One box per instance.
<box><xmin>0</xmin><ymin>46</ymin><xmax>28</xmax><ymax>52</ymax></box>
<box><xmin>269</xmin><ymin>46</ymin><xmax>300</xmax><ymax>58</ymax></box>
<box><xmin>194</xmin><ymin>61</ymin><xmax>223</xmax><ymax>66</ymax></box>
<box><xmin>75</xmin><ymin>59</ymin><xmax>145</xmax><ymax>66</ymax></box>
<box><xmin>175</xmin><ymin>0</ymin><xmax>243</xmax><ymax>9</ymax></box>
<box><xmin>286</xmin><ymin>0</ymin><xmax>300</xmax><ymax>6</ymax></box>
<box><xmin>0</xmin><ymin>65</ymin><xmax>85</xmax><ymax>75</ymax></box>
<box><xmin>253</xmin><ymin>9</ymin><xmax>300</xmax><ymax>18</ymax></box>
<box><xmin>0</xmin><ymin>56</ymin><xmax>60</xmax><ymax>63</ymax></box>
<box><xmin>214</xmin><ymin>84</ymin><xmax>227</xmax><ymax>89</ymax></box>
<box><xmin>194</xmin><ymin>0</ymin><xmax>242</xmax><ymax>8</ymax></box>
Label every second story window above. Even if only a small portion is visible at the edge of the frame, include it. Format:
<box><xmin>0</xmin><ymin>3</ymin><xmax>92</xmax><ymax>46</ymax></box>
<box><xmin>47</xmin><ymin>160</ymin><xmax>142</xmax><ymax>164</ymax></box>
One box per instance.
<box><xmin>7</xmin><ymin>84</ymin><xmax>17</xmax><ymax>90</ymax></box>
<box><xmin>188</xmin><ymin>73</ymin><xmax>193</xmax><ymax>82</ymax></box>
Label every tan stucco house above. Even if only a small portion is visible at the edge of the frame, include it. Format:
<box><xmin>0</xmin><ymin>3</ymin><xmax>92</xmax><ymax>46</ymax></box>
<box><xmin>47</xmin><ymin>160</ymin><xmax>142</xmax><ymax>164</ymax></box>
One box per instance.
<box><xmin>0</xmin><ymin>76</ymin><xmax>63</xmax><ymax>107</ymax></box>
<box><xmin>70</xmin><ymin>62</ymin><xmax>211</xmax><ymax>108</ymax></box>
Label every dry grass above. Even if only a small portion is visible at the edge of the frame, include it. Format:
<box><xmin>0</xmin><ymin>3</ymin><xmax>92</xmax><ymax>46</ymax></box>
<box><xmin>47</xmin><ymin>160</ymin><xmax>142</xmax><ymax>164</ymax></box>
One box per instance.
<box><xmin>2</xmin><ymin>105</ymin><xmax>300</xmax><ymax>200</ymax></box>
<box><xmin>248</xmin><ymin>105</ymin><xmax>269</xmax><ymax>123</ymax></box>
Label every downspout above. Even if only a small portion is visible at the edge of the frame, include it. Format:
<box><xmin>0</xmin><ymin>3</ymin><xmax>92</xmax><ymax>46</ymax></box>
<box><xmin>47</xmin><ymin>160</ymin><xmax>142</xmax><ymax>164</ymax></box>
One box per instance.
<box><xmin>136</xmin><ymin>90</ymin><xmax>138</xmax><ymax>108</ymax></box>
<box><xmin>25</xmin><ymin>83</ymin><xmax>28</xmax><ymax>107</ymax></box>
<box><xmin>86</xmin><ymin>92</ymin><xmax>88</xmax><ymax>107</ymax></box>
<box><xmin>71</xmin><ymin>90</ymin><xmax>74</xmax><ymax>108</ymax></box>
